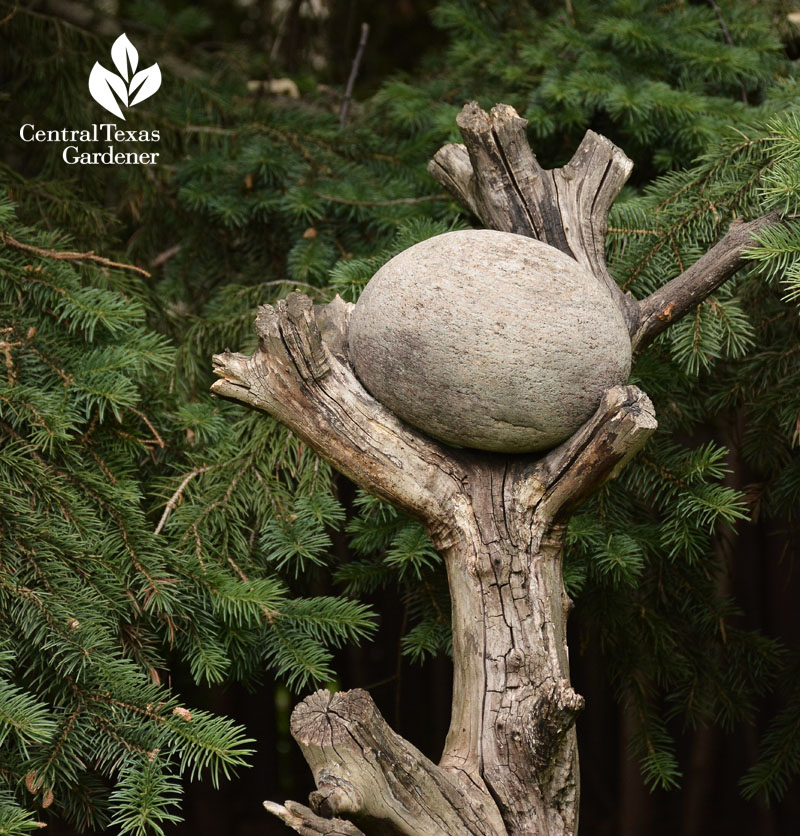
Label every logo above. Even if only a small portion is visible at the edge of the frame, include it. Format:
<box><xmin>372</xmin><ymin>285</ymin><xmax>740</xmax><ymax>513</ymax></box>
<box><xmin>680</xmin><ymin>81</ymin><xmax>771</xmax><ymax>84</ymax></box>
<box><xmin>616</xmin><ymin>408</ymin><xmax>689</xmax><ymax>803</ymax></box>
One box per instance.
<box><xmin>88</xmin><ymin>34</ymin><xmax>161</xmax><ymax>120</ymax></box>
<box><xmin>19</xmin><ymin>33</ymin><xmax>162</xmax><ymax>165</ymax></box>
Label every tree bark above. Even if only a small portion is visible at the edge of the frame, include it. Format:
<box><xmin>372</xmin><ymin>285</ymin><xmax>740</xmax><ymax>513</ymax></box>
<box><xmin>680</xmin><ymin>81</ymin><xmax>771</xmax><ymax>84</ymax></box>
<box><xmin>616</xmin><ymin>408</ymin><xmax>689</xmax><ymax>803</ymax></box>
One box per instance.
<box><xmin>213</xmin><ymin>293</ymin><xmax>654</xmax><ymax>836</ymax></box>
<box><xmin>211</xmin><ymin>102</ymin><xmax>776</xmax><ymax>835</ymax></box>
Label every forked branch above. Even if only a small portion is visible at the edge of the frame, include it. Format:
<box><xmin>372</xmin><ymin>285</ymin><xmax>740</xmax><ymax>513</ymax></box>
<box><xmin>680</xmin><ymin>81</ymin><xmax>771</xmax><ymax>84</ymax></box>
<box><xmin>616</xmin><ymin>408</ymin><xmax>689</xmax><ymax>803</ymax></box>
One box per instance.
<box><xmin>211</xmin><ymin>293</ymin><xmax>469</xmax><ymax>530</ymax></box>
<box><xmin>429</xmin><ymin>101</ymin><xmax>635</xmax><ymax>326</ymax></box>
<box><xmin>525</xmin><ymin>384</ymin><xmax>657</xmax><ymax>532</ymax></box>
<box><xmin>285</xmin><ymin>689</ymin><xmax>505</xmax><ymax>836</ymax></box>
<box><xmin>212</xmin><ymin>102</ymin><xmax>768</xmax><ymax>836</ymax></box>
<box><xmin>213</xmin><ymin>290</ymin><xmax>657</xmax><ymax>836</ymax></box>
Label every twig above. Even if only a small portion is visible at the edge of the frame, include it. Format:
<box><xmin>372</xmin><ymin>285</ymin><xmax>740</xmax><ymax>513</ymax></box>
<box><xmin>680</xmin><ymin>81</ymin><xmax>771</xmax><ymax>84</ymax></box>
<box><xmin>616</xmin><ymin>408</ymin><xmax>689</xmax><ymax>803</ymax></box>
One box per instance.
<box><xmin>150</xmin><ymin>244</ymin><xmax>182</xmax><ymax>268</ymax></box>
<box><xmin>154</xmin><ymin>467</ymin><xmax>211</xmax><ymax>535</ymax></box>
<box><xmin>708</xmin><ymin>0</ymin><xmax>734</xmax><ymax>45</ymax></box>
<box><xmin>340</xmin><ymin>22</ymin><xmax>369</xmax><ymax>127</ymax></box>
<box><xmin>0</xmin><ymin>232</ymin><xmax>151</xmax><ymax>277</ymax></box>
<box><xmin>269</xmin><ymin>0</ymin><xmax>302</xmax><ymax>64</ymax></box>
<box><xmin>126</xmin><ymin>406</ymin><xmax>165</xmax><ymax>449</ymax></box>
<box><xmin>608</xmin><ymin>226</ymin><xmax>660</xmax><ymax>236</ymax></box>
<box><xmin>0</xmin><ymin>2</ymin><xmax>18</xmax><ymax>27</ymax></box>
<box><xmin>182</xmin><ymin>124</ymin><xmax>235</xmax><ymax>136</ymax></box>
<box><xmin>227</xmin><ymin>555</ymin><xmax>250</xmax><ymax>583</ymax></box>
<box><xmin>316</xmin><ymin>193</ymin><xmax>449</xmax><ymax>207</ymax></box>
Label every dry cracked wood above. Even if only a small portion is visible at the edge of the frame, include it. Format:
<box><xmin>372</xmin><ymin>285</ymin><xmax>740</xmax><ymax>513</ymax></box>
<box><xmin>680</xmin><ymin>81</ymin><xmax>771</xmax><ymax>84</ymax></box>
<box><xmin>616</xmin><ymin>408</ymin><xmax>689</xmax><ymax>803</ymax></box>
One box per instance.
<box><xmin>212</xmin><ymin>293</ymin><xmax>655</xmax><ymax>836</ymax></box>
<box><xmin>211</xmin><ymin>100</ymin><xmax>774</xmax><ymax>836</ymax></box>
<box><xmin>429</xmin><ymin>101</ymin><xmax>636</xmax><ymax>328</ymax></box>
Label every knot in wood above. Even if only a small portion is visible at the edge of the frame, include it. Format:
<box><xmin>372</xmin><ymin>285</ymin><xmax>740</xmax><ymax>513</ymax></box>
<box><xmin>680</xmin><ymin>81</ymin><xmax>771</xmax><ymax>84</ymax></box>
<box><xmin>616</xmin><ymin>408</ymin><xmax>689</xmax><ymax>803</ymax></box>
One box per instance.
<box><xmin>506</xmin><ymin>648</ymin><xmax>525</xmax><ymax>672</ymax></box>
<box><xmin>310</xmin><ymin>775</ymin><xmax>363</xmax><ymax>818</ymax></box>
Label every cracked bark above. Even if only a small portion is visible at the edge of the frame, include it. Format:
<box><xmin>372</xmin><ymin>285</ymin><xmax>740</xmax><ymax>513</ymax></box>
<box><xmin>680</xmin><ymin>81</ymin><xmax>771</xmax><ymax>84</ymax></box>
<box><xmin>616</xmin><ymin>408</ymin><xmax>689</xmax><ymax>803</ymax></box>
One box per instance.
<box><xmin>212</xmin><ymin>102</ymin><xmax>777</xmax><ymax>836</ymax></box>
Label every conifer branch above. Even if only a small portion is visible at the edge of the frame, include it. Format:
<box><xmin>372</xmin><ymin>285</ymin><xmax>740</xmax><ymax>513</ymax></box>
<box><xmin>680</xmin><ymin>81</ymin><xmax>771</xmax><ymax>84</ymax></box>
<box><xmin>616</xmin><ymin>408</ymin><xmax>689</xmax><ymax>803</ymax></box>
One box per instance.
<box><xmin>154</xmin><ymin>467</ymin><xmax>212</xmax><ymax>535</ymax></box>
<box><xmin>630</xmin><ymin>212</ymin><xmax>783</xmax><ymax>358</ymax></box>
<box><xmin>707</xmin><ymin>0</ymin><xmax>748</xmax><ymax>103</ymax></box>
<box><xmin>125</xmin><ymin>406</ymin><xmax>165</xmax><ymax>449</ymax></box>
<box><xmin>0</xmin><ymin>232</ymin><xmax>151</xmax><ymax>277</ymax></box>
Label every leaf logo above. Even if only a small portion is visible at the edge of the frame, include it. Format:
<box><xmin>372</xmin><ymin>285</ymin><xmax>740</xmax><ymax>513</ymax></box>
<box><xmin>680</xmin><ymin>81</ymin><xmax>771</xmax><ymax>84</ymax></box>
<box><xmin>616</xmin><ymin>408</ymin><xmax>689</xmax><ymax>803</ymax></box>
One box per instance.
<box><xmin>88</xmin><ymin>34</ymin><xmax>161</xmax><ymax>120</ymax></box>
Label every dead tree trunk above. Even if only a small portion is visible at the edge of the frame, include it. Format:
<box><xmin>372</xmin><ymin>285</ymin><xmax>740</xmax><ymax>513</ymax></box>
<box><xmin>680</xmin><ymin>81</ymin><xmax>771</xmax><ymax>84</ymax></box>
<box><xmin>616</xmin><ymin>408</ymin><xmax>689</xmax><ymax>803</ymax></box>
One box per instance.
<box><xmin>211</xmin><ymin>102</ymin><xmax>781</xmax><ymax>836</ymax></box>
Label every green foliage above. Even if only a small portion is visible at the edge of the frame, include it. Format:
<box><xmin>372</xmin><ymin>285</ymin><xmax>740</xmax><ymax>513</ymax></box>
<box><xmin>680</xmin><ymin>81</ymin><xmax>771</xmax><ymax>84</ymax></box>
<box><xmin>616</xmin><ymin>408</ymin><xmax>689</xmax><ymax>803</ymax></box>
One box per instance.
<box><xmin>0</xmin><ymin>198</ymin><xmax>374</xmax><ymax>829</ymax></box>
<box><xmin>339</xmin><ymin>493</ymin><xmax>450</xmax><ymax>663</ymax></box>
<box><xmin>426</xmin><ymin>0</ymin><xmax>786</xmax><ymax>171</ymax></box>
<box><xmin>0</xmin><ymin>790</ymin><xmax>42</xmax><ymax>836</ymax></box>
<box><xmin>108</xmin><ymin>762</ymin><xmax>183</xmax><ymax>836</ymax></box>
<box><xmin>740</xmin><ymin>653</ymin><xmax>800</xmax><ymax>804</ymax></box>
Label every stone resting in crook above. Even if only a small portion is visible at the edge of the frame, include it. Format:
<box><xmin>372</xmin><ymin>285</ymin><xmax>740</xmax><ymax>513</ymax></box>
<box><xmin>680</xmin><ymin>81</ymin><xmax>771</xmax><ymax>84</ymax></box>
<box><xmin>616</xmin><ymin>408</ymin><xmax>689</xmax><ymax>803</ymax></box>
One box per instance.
<box><xmin>211</xmin><ymin>102</ymin><xmax>781</xmax><ymax>836</ymax></box>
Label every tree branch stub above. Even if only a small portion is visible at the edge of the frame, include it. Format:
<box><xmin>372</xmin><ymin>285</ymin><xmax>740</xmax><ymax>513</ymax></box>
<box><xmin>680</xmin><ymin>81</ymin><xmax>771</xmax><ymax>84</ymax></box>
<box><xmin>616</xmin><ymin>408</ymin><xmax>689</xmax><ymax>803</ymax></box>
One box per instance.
<box><xmin>212</xmin><ymin>293</ymin><xmax>470</xmax><ymax>532</ymax></box>
<box><xmin>290</xmin><ymin>689</ymin><xmax>505</xmax><ymax>836</ymax></box>
<box><xmin>263</xmin><ymin>800</ymin><xmax>367</xmax><ymax>836</ymax></box>
<box><xmin>429</xmin><ymin>101</ymin><xmax>636</xmax><ymax>329</ymax></box>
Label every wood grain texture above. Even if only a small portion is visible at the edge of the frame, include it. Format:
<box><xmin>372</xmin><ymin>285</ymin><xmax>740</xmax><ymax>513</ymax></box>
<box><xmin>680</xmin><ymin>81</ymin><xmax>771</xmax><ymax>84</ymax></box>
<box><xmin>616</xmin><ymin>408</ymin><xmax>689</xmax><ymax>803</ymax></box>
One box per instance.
<box><xmin>263</xmin><ymin>800</ymin><xmax>367</xmax><ymax>836</ymax></box>
<box><xmin>428</xmin><ymin>102</ymin><xmax>636</xmax><ymax>330</ymax></box>
<box><xmin>429</xmin><ymin>102</ymin><xmax>783</xmax><ymax>360</ymax></box>
<box><xmin>211</xmin><ymin>100</ymin><xmax>770</xmax><ymax>836</ymax></box>
<box><xmin>629</xmin><ymin>212</ymin><xmax>783</xmax><ymax>358</ymax></box>
<box><xmin>212</xmin><ymin>296</ymin><xmax>656</xmax><ymax>836</ymax></box>
<box><xmin>212</xmin><ymin>293</ymin><xmax>469</xmax><ymax>530</ymax></box>
<box><xmin>291</xmin><ymin>689</ymin><xmax>505</xmax><ymax>836</ymax></box>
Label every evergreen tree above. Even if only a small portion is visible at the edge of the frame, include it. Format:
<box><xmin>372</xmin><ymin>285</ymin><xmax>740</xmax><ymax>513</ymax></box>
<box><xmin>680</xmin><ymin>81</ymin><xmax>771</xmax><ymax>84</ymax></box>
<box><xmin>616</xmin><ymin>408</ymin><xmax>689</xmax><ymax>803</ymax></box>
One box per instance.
<box><xmin>0</xmin><ymin>191</ymin><xmax>374</xmax><ymax>831</ymax></box>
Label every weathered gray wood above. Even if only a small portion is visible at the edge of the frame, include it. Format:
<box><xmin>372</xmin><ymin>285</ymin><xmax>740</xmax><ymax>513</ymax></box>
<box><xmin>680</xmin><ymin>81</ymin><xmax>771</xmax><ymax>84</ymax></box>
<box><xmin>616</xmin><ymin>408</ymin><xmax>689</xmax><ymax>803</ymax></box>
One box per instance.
<box><xmin>349</xmin><ymin>229</ymin><xmax>632</xmax><ymax>452</ymax></box>
<box><xmin>263</xmin><ymin>800</ymin><xmax>366</xmax><ymax>836</ymax></box>
<box><xmin>211</xmin><ymin>101</ymin><xmax>769</xmax><ymax>836</ymax></box>
<box><xmin>430</xmin><ymin>103</ymin><xmax>783</xmax><ymax>363</ymax></box>
<box><xmin>630</xmin><ymin>212</ymin><xmax>783</xmax><ymax>358</ymax></box>
<box><xmin>212</xmin><ymin>296</ymin><xmax>656</xmax><ymax>836</ymax></box>
<box><xmin>291</xmin><ymin>689</ymin><xmax>505</xmax><ymax>836</ymax></box>
<box><xmin>212</xmin><ymin>293</ymin><xmax>469</xmax><ymax>530</ymax></box>
<box><xmin>435</xmin><ymin>385</ymin><xmax>655</xmax><ymax>836</ymax></box>
<box><xmin>427</xmin><ymin>142</ymin><xmax>479</xmax><ymax>216</ymax></box>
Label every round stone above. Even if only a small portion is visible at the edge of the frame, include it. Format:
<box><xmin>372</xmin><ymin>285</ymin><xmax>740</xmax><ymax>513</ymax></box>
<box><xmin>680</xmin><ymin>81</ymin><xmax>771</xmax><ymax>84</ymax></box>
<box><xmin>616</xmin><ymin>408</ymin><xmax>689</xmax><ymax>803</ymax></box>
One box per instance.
<box><xmin>348</xmin><ymin>229</ymin><xmax>632</xmax><ymax>453</ymax></box>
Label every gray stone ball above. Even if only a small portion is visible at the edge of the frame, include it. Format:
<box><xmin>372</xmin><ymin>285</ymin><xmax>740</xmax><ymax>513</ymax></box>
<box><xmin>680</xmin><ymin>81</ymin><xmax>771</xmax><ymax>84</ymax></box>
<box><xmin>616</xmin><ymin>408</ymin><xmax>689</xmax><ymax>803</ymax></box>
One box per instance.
<box><xmin>348</xmin><ymin>229</ymin><xmax>631</xmax><ymax>453</ymax></box>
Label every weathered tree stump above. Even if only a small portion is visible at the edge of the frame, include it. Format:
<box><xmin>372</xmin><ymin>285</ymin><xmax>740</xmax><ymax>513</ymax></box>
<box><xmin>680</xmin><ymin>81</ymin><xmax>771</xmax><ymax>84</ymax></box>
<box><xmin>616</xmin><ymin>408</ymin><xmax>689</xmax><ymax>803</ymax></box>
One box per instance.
<box><xmin>211</xmin><ymin>102</ymin><xmax>781</xmax><ymax>836</ymax></box>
